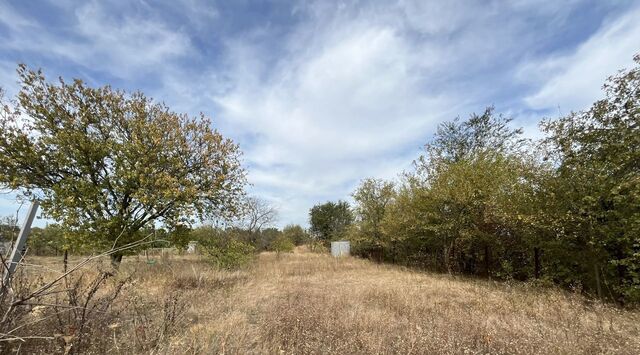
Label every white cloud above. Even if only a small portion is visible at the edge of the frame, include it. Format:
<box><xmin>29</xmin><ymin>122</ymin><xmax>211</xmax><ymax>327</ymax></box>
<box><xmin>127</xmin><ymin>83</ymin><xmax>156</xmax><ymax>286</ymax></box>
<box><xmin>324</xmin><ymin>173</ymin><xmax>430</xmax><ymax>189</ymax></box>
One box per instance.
<box><xmin>213</xmin><ymin>4</ymin><xmax>480</xmax><ymax>226</ymax></box>
<box><xmin>1</xmin><ymin>1</ymin><xmax>193</xmax><ymax>78</ymax></box>
<box><xmin>523</xmin><ymin>5</ymin><xmax>640</xmax><ymax>112</ymax></box>
<box><xmin>0</xmin><ymin>2</ymin><xmax>35</xmax><ymax>31</ymax></box>
<box><xmin>75</xmin><ymin>2</ymin><xmax>193</xmax><ymax>70</ymax></box>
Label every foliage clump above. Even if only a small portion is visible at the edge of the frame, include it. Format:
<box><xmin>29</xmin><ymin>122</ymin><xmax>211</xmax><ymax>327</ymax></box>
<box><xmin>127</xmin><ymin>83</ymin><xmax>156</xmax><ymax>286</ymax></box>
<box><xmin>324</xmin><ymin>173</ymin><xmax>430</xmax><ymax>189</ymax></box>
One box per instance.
<box><xmin>282</xmin><ymin>224</ymin><xmax>310</xmax><ymax>246</ymax></box>
<box><xmin>270</xmin><ymin>234</ymin><xmax>295</xmax><ymax>254</ymax></box>
<box><xmin>190</xmin><ymin>226</ymin><xmax>255</xmax><ymax>270</ymax></box>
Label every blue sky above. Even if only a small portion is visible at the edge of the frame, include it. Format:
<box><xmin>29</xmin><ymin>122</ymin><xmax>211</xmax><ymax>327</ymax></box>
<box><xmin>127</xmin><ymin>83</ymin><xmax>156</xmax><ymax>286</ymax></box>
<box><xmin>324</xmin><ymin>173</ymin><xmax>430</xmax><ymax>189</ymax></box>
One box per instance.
<box><xmin>1</xmin><ymin>0</ymin><xmax>639</xmax><ymax>228</ymax></box>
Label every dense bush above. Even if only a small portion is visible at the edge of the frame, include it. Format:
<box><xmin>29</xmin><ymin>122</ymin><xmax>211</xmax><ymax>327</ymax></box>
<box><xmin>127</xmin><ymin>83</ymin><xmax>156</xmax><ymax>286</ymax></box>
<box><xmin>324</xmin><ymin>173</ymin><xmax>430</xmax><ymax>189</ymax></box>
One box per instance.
<box><xmin>270</xmin><ymin>234</ymin><xmax>295</xmax><ymax>254</ymax></box>
<box><xmin>282</xmin><ymin>224</ymin><xmax>310</xmax><ymax>246</ymax></box>
<box><xmin>199</xmin><ymin>237</ymin><xmax>255</xmax><ymax>270</ymax></box>
<box><xmin>190</xmin><ymin>226</ymin><xmax>255</xmax><ymax>269</ymax></box>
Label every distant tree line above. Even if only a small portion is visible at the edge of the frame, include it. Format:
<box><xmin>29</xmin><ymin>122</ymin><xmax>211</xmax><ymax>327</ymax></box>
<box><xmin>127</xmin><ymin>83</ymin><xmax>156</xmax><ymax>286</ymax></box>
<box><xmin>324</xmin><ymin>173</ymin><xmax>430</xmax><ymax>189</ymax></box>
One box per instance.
<box><xmin>23</xmin><ymin>197</ymin><xmax>310</xmax><ymax>269</ymax></box>
<box><xmin>310</xmin><ymin>54</ymin><xmax>640</xmax><ymax>304</ymax></box>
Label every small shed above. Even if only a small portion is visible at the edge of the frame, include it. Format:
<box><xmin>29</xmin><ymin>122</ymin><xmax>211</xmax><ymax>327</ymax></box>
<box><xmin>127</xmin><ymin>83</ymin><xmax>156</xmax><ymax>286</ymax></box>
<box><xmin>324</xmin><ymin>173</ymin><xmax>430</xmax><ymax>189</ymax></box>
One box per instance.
<box><xmin>331</xmin><ymin>241</ymin><xmax>350</xmax><ymax>257</ymax></box>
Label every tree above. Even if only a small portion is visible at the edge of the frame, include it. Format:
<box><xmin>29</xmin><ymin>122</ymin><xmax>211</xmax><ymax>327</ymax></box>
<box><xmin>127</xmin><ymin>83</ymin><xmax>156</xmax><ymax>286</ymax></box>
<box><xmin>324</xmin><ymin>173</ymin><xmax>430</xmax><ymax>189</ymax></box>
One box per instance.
<box><xmin>239</xmin><ymin>197</ymin><xmax>278</xmax><ymax>234</ymax></box>
<box><xmin>309</xmin><ymin>201</ymin><xmax>353</xmax><ymax>242</ymax></box>
<box><xmin>417</xmin><ymin>106</ymin><xmax>526</xmax><ymax>175</ymax></box>
<box><xmin>370</xmin><ymin>107</ymin><xmax>543</xmax><ymax>274</ymax></box>
<box><xmin>28</xmin><ymin>224</ymin><xmax>66</xmax><ymax>256</ymax></box>
<box><xmin>270</xmin><ymin>234</ymin><xmax>294</xmax><ymax>255</ymax></box>
<box><xmin>166</xmin><ymin>224</ymin><xmax>192</xmax><ymax>250</ymax></box>
<box><xmin>540</xmin><ymin>54</ymin><xmax>640</xmax><ymax>301</ymax></box>
<box><xmin>236</xmin><ymin>196</ymin><xmax>278</xmax><ymax>247</ymax></box>
<box><xmin>351</xmin><ymin>178</ymin><xmax>395</xmax><ymax>244</ymax></box>
<box><xmin>256</xmin><ymin>227</ymin><xmax>281</xmax><ymax>251</ymax></box>
<box><xmin>0</xmin><ymin>66</ymin><xmax>247</xmax><ymax>265</ymax></box>
<box><xmin>282</xmin><ymin>224</ymin><xmax>309</xmax><ymax>246</ymax></box>
<box><xmin>349</xmin><ymin>178</ymin><xmax>395</xmax><ymax>259</ymax></box>
<box><xmin>0</xmin><ymin>215</ymin><xmax>19</xmax><ymax>244</ymax></box>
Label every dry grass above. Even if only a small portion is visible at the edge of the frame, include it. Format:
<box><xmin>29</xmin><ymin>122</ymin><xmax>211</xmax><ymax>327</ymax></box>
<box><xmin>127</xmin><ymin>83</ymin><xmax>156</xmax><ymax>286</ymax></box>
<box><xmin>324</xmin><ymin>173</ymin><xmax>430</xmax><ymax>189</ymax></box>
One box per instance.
<box><xmin>8</xmin><ymin>248</ymin><xmax>640</xmax><ymax>354</ymax></box>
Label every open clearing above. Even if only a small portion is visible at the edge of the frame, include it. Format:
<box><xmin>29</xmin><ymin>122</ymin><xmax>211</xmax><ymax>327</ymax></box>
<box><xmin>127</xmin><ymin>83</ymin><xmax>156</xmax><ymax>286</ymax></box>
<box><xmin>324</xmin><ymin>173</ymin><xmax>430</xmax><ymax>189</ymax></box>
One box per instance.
<box><xmin>18</xmin><ymin>248</ymin><xmax>640</xmax><ymax>354</ymax></box>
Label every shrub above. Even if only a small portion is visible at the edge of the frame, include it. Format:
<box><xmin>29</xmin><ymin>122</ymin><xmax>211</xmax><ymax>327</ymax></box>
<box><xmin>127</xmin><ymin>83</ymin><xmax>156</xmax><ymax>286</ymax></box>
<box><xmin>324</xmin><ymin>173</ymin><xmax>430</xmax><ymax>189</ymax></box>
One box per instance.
<box><xmin>282</xmin><ymin>224</ymin><xmax>310</xmax><ymax>246</ymax></box>
<box><xmin>270</xmin><ymin>234</ymin><xmax>294</xmax><ymax>254</ymax></box>
<box><xmin>308</xmin><ymin>240</ymin><xmax>328</xmax><ymax>253</ymax></box>
<box><xmin>199</xmin><ymin>237</ymin><xmax>255</xmax><ymax>270</ymax></box>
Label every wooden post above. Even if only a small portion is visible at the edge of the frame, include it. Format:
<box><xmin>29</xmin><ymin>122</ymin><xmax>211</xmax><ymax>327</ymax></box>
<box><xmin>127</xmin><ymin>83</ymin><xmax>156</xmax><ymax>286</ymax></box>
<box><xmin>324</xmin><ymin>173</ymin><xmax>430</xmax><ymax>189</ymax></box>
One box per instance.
<box><xmin>2</xmin><ymin>200</ymin><xmax>39</xmax><ymax>286</ymax></box>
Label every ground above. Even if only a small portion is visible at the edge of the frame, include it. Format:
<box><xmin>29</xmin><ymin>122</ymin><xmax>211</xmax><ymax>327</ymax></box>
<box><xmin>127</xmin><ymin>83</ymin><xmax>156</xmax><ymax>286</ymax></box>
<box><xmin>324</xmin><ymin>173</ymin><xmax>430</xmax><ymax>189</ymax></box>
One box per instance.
<box><xmin>12</xmin><ymin>247</ymin><xmax>640</xmax><ymax>354</ymax></box>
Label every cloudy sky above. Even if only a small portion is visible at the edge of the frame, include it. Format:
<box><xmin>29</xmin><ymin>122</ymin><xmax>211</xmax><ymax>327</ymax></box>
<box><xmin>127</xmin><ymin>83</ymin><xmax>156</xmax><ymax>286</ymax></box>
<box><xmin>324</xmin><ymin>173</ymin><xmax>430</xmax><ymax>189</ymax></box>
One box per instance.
<box><xmin>0</xmin><ymin>0</ymin><xmax>639</xmax><ymax>227</ymax></box>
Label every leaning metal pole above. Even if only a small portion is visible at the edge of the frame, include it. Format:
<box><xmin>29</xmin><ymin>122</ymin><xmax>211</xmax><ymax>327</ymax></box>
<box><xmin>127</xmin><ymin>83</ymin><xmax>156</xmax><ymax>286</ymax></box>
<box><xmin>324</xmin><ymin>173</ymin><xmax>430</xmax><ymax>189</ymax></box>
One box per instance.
<box><xmin>2</xmin><ymin>200</ymin><xmax>39</xmax><ymax>286</ymax></box>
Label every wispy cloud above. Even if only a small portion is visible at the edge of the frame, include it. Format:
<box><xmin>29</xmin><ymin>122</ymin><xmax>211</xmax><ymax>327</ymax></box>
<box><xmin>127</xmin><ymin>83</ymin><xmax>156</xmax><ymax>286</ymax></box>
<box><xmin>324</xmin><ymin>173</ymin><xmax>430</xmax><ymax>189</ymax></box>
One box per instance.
<box><xmin>522</xmin><ymin>5</ymin><xmax>640</xmax><ymax>112</ymax></box>
<box><xmin>1</xmin><ymin>1</ymin><xmax>193</xmax><ymax>78</ymax></box>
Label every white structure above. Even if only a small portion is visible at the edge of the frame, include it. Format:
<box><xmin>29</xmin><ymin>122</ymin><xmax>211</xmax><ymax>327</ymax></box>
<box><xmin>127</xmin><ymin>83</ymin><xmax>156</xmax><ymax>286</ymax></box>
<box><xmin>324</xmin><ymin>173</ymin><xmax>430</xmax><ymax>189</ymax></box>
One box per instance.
<box><xmin>186</xmin><ymin>241</ymin><xmax>198</xmax><ymax>254</ymax></box>
<box><xmin>331</xmin><ymin>241</ymin><xmax>350</xmax><ymax>257</ymax></box>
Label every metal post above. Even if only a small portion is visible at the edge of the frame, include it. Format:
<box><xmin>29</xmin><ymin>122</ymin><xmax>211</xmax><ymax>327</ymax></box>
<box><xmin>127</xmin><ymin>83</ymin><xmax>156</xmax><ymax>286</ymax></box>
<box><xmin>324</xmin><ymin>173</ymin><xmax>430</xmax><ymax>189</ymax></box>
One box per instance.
<box><xmin>2</xmin><ymin>200</ymin><xmax>39</xmax><ymax>286</ymax></box>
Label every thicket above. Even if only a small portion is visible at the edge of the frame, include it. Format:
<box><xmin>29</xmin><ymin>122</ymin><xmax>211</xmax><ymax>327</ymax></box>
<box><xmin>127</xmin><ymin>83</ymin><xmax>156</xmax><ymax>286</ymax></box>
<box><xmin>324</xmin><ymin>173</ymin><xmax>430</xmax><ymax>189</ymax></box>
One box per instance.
<box><xmin>347</xmin><ymin>55</ymin><xmax>640</xmax><ymax>303</ymax></box>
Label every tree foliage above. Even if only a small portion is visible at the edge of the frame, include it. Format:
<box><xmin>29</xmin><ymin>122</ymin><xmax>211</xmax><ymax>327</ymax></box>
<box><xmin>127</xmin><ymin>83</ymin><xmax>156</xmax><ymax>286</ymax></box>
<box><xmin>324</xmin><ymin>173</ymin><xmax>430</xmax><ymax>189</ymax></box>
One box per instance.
<box><xmin>269</xmin><ymin>234</ymin><xmax>295</xmax><ymax>254</ymax></box>
<box><xmin>0</xmin><ymin>66</ymin><xmax>247</xmax><ymax>263</ymax></box>
<box><xmin>309</xmin><ymin>200</ymin><xmax>353</xmax><ymax>242</ymax></box>
<box><xmin>349</xmin><ymin>178</ymin><xmax>395</xmax><ymax>258</ymax></box>
<box><xmin>282</xmin><ymin>224</ymin><xmax>309</xmax><ymax>246</ymax></box>
<box><xmin>539</xmin><ymin>53</ymin><xmax>640</xmax><ymax>301</ymax></box>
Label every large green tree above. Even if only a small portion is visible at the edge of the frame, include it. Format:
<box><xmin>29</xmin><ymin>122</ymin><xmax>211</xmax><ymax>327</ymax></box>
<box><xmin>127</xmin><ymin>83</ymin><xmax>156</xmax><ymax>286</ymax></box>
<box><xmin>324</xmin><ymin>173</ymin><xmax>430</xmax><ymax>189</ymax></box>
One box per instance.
<box><xmin>309</xmin><ymin>200</ymin><xmax>353</xmax><ymax>242</ymax></box>
<box><xmin>0</xmin><ymin>66</ymin><xmax>246</xmax><ymax>264</ymax></box>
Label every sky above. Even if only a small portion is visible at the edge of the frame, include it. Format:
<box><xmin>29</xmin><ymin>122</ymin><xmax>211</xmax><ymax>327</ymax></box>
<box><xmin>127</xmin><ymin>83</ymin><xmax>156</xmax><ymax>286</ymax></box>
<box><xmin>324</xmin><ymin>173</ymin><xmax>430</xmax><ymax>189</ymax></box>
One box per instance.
<box><xmin>0</xmin><ymin>0</ymin><xmax>639</xmax><ymax>228</ymax></box>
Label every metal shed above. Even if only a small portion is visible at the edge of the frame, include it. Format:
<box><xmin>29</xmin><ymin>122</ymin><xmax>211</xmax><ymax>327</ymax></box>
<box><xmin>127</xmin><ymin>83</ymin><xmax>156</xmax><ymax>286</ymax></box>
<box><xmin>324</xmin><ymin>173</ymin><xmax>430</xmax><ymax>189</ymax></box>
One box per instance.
<box><xmin>331</xmin><ymin>241</ymin><xmax>350</xmax><ymax>257</ymax></box>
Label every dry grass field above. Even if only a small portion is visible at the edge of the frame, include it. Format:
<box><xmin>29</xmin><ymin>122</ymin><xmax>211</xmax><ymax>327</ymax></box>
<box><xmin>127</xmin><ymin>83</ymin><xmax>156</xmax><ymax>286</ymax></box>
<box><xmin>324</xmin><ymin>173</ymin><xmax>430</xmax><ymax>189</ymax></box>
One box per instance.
<box><xmin>5</xmin><ymin>247</ymin><xmax>640</xmax><ymax>354</ymax></box>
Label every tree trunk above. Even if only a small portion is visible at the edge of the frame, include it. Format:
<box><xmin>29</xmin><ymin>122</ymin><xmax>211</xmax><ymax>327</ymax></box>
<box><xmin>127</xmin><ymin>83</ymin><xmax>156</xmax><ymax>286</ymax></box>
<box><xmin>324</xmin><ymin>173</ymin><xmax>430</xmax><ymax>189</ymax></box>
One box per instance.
<box><xmin>533</xmin><ymin>247</ymin><xmax>541</xmax><ymax>279</ymax></box>
<box><xmin>110</xmin><ymin>253</ymin><xmax>123</xmax><ymax>269</ymax></box>
<box><xmin>451</xmin><ymin>242</ymin><xmax>457</xmax><ymax>273</ymax></box>
<box><xmin>594</xmin><ymin>262</ymin><xmax>603</xmax><ymax>300</ymax></box>
<box><xmin>63</xmin><ymin>249</ymin><xmax>68</xmax><ymax>273</ymax></box>
<box><xmin>484</xmin><ymin>245</ymin><xmax>491</xmax><ymax>277</ymax></box>
<box><xmin>443</xmin><ymin>245</ymin><xmax>451</xmax><ymax>274</ymax></box>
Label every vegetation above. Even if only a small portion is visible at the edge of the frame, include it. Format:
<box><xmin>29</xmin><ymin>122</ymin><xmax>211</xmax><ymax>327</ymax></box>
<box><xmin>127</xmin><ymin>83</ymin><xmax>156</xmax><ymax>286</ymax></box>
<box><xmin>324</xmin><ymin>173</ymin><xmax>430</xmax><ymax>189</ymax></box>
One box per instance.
<box><xmin>282</xmin><ymin>224</ymin><xmax>310</xmax><ymax>246</ymax></box>
<box><xmin>309</xmin><ymin>200</ymin><xmax>353</xmax><ymax>243</ymax></box>
<box><xmin>3</xmin><ymin>250</ymin><xmax>639</xmax><ymax>354</ymax></box>
<box><xmin>269</xmin><ymin>234</ymin><xmax>295</xmax><ymax>254</ymax></box>
<box><xmin>28</xmin><ymin>224</ymin><xmax>67</xmax><ymax>256</ymax></box>
<box><xmin>346</xmin><ymin>55</ymin><xmax>640</xmax><ymax>303</ymax></box>
<box><xmin>0</xmin><ymin>66</ymin><xmax>246</xmax><ymax>265</ymax></box>
<box><xmin>349</xmin><ymin>178</ymin><xmax>395</xmax><ymax>260</ymax></box>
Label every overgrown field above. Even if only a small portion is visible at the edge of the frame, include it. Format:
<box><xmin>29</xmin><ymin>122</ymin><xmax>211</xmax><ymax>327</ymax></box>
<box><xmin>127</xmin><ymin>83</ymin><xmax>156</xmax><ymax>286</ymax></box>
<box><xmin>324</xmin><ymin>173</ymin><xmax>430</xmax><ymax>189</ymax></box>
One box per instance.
<box><xmin>3</xmin><ymin>248</ymin><xmax>640</xmax><ymax>354</ymax></box>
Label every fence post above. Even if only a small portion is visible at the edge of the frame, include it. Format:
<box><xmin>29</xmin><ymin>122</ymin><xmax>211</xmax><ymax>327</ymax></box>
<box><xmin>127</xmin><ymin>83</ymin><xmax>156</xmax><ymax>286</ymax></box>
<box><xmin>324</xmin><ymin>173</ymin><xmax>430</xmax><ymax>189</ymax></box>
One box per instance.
<box><xmin>2</xmin><ymin>200</ymin><xmax>39</xmax><ymax>286</ymax></box>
